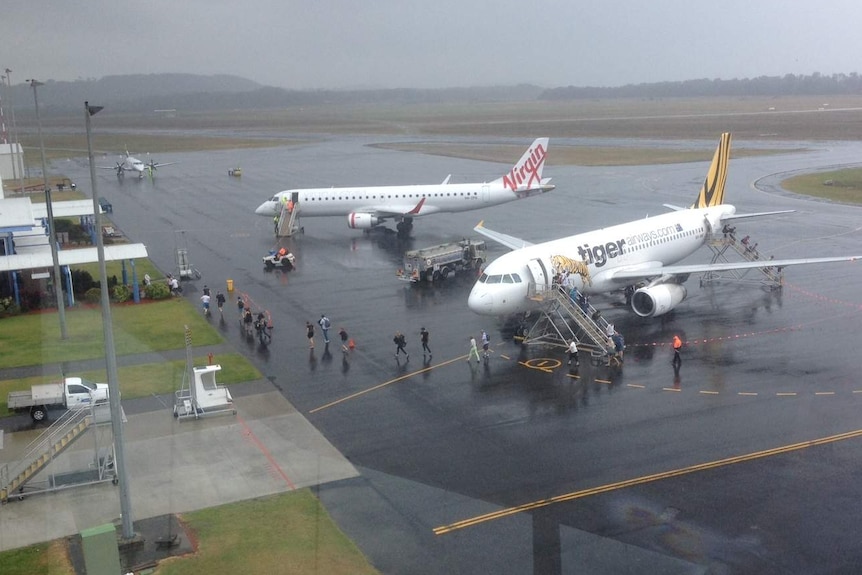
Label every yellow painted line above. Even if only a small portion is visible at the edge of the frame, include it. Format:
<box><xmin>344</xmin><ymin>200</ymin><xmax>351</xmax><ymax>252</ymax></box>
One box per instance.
<box><xmin>433</xmin><ymin>427</ymin><xmax>862</xmax><ymax>535</ymax></box>
<box><xmin>309</xmin><ymin>355</ymin><xmax>467</xmax><ymax>413</ymax></box>
<box><xmin>626</xmin><ymin>384</ymin><xmax>645</xmax><ymax>389</ymax></box>
<box><xmin>738</xmin><ymin>392</ymin><xmax>758</xmax><ymax>396</ymax></box>
<box><xmin>699</xmin><ymin>390</ymin><xmax>719</xmax><ymax>395</ymax></box>
<box><xmin>662</xmin><ymin>387</ymin><xmax>681</xmax><ymax>392</ymax></box>
<box><xmin>595</xmin><ymin>379</ymin><xmax>612</xmax><ymax>385</ymax></box>
<box><xmin>776</xmin><ymin>392</ymin><xmax>798</xmax><ymax>396</ymax></box>
<box><xmin>853</xmin><ymin>390</ymin><xmax>862</xmax><ymax>394</ymax></box>
<box><xmin>499</xmin><ymin>354</ymin><xmax>511</xmax><ymax>360</ymax></box>
<box><xmin>815</xmin><ymin>392</ymin><xmax>835</xmax><ymax>396</ymax></box>
<box><xmin>566</xmin><ymin>374</ymin><xmax>580</xmax><ymax>380</ymax></box>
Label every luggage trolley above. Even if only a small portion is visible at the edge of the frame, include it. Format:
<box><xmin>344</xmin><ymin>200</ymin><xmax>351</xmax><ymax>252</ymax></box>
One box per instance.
<box><xmin>174</xmin><ymin>230</ymin><xmax>201</xmax><ymax>280</ymax></box>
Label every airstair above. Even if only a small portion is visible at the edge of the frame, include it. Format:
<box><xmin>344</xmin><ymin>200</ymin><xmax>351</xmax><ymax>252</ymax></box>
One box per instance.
<box><xmin>276</xmin><ymin>200</ymin><xmax>301</xmax><ymax>237</ymax></box>
<box><xmin>0</xmin><ymin>403</ymin><xmax>117</xmax><ymax>503</ymax></box>
<box><xmin>519</xmin><ymin>286</ymin><xmax>619</xmax><ymax>364</ymax></box>
<box><xmin>700</xmin><ymin>234</ymin><xmax>782</xmax><ymax>289</ymax></box>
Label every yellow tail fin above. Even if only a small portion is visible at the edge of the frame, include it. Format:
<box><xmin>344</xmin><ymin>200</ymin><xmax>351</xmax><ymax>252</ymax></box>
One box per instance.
<box><xmin>692</xmin><ymin>133</ymin><xmax>731</xmax><ymax>208</ymax></box>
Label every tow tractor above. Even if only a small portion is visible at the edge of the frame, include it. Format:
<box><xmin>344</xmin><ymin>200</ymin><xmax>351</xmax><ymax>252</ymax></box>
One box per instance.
<box><xmin>397</xmin><ymin>238</ymin><xmax>486</xmax><ymax>283</ymax></box>
<box><xmin>263</xmin><ymin>247</ymin><xmax>296</xmax><ymax>270</ymax></box>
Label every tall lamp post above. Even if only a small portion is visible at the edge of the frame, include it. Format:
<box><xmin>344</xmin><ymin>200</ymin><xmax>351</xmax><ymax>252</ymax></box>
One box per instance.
<box><xmin>5</xmin><ymin>69</ymin><xmax>24</xmax><ymax>194</ymax></box>
<box><xmin>28</xmin><ymin>79</ymin><xmax>67</xmax><ymax>339</ymax></box>
<box><xmin>86</xmin><ymin>101</ymin><xmax>135</xmax><ymax>540</ymax></box>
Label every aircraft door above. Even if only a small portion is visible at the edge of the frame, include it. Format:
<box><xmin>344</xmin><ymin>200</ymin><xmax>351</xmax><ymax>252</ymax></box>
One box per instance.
<box><xmin>526</xmin><ymin>258</ymin><xmax>550</xmax><ymax>293</ymax></box>
<box><xmin>482</xmin><ymin>184</ymin><xmax>490</xmax><ymax>203</ymax></box>
<box><xmin>291</xmin><ymin>191</ymin><xmax>299</xmax><ymax>204</ymax></box>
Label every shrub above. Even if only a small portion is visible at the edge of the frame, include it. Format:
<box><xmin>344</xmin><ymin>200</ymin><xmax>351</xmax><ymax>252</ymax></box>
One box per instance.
<box><xmin>84</xmin><ymin>287</ymin><xmax>101</xmax><ymax>304</ymax></box>
<box><xmin>112</xmin><ymin>284</ymin><xmax>131</xmax><ymax>303</ymax></box>
<box><xmin>145</xmin><ymin>281</ymin><xmax>171</xmax><ymax>300</ymax></box>
<box><xmin>71</xmin><ymin>269</ymin><xmax>97</xmax><ymax>296</ymax></box>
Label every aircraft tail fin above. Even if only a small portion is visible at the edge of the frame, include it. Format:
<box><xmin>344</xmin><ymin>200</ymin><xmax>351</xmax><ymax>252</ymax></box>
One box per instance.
<box><xmin>691</xmin><ymin>132</ymin><xmax>731</xmax><ymax>209</ymax></box>
<box><xmin>494</xmin><ymin>138</ymin><xmax>550</xmax><ymax>192</ymax></box>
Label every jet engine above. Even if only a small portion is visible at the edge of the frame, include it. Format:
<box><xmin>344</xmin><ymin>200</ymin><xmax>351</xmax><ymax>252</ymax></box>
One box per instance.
<box><xmin>347</xmin><ymin>213</ymin><xmax>381</xmax><ymax>229</ymax></box>
<box><xmin>631</xmin><ymin>284</ymin><xmax>687</xmax><ymax>317</ymax></box>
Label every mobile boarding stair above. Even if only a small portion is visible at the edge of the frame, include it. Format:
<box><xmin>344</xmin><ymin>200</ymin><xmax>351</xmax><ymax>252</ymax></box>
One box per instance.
<box><xmin>0</xmin><ymin>403</ymin><xmax>118</xmax><ymax>503</ymax></box>
<box><xmin>277</xmin><ymin>200</ymin><xmax>301</xmax><ymax>237</ymax></box>
<box><xmin>700</xmin><ymin>234</ymin><xmax>783</xmax><ymax>289</ymax></box>
<box><xmin>519</xmin><ymin>286</ymin><xmax>619</xmax><ymax>366</ymax></box>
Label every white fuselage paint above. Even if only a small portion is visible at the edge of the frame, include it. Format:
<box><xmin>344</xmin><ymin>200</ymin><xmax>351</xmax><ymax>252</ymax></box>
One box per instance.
<box><xmin>254</xmin><ymin>181</ymin><xmax>549</xmax><ymax>218</ymax></box>
<box><xmin>468</xmin><ymin>205</ymin><xmax>733</xmax><ymax>316</ymax></box>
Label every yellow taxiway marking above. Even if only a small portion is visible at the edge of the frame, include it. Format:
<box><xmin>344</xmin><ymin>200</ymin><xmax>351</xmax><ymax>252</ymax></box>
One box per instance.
<box><xmin>595</xmin><ymin>378</ymin><xmax>612</xmax><ymax>385</ymax></box>
<box><xmin>699</xmin><ymin>390</ymin><xmax>719</xmax><ymax>395</ymax></box>
<box><xmin>518</xmin><ymin>358</ymin><xmax>561</xmax><ymax>373</ymax></box>
<box><xmin>626</xmin><ymin>383</ymin><xmax>645</xmax><ymax>389</ymax></box>
<box><xmin>738</xmin><ymin>392</ymin><xmax>758</xmax><ymax>396</ymax></box>
<box><xmin>566</xmin><ymin>373</ymin><xmax>580</xmax><ymax>380</ymax></box>
<box><xmin>776</xmin><ymin>392</ymin><xmax>798</xmax><ymax>396</ymax></box>
<box><xmin>662</xmin><ymin>387</ymin><xmax>681</xmax><ymax>392</ymax></box>
<box><xmin>309</xmin><ymin>355</ymin><xmax>467</xmax><ymax>414</ymax></box>
<box><xmin>499</xmin><ymin>354</ymin><xmax>512</xmax><ymax>360</ymax></box>
<box><xmin>815</xmin><ymin>392</ymin><xmax>835</xmax><ymax>396</ymax></box>
<box><xmin>433</xmin><ymin>427</ymin><xmax>862</xmax><ymax>535</ymax></box>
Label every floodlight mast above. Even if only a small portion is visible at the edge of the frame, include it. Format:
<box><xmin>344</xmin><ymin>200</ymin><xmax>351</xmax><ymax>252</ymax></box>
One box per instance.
<box><xmin>28</xmin><ymin>79</ymin><xmax>67</xmax><ymax>339</ymax></box>
<box><xmin>86</xmin><ymin>101</ymin><xmax>135</xmax><ymax>541</ymax></box>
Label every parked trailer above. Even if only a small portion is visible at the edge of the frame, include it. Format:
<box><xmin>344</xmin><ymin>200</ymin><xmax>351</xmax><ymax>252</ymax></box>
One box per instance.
<box><xmin>397</xmin><ymin>238</ymin><xmax>486</xmax><ymax>283</ymax></box>
<box><xmin>7</xmin><ymin>377</ymin><xmax>109</xmax><ymax>422</ymax></box>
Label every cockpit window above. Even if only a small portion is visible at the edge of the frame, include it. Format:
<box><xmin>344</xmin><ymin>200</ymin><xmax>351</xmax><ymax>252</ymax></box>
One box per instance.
<box><xmin>486</xmin><ymin>275</ymin><xmax>503</xmax><ymax>284</ymax></box>
<box><xmin>511</xmin><ymin>273</ymin><xmax>522</xmax><ymax>283</ymax></box>
<box><xmin>270</xmin><ymin>196</ymin><xmax>279</xmax><ymax>202</ymax></box>
<box><xmin>478</xmin><ymin>273</ymin><xmax>488</xmax><ymax>283</ymax></box>
<box><xmin>502</xmin><ymin>275</ymin><xmax>514</xmax><ymax>284</ymax></box>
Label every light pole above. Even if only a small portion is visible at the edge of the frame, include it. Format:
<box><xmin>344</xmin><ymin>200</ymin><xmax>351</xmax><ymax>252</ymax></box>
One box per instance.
<box><xmin>86</xmin><ymin>101</ymin><xmax>135</xmax><ymax>541</ymax></box>
<box><xmin>5</xmin><ymin>69</ymin><xmax>24</xmax><ymax>194</ymax></box>
<box><xmin>28</xmin><ymin>79</ymin><xmax>67</xmax><ymax>339</ymax></box>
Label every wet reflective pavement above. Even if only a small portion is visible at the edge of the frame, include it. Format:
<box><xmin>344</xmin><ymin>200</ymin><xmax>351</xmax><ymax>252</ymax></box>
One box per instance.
<box><xmin>53</xmin><ymin>137</ymin><xmax>862</xmax><ymax>573</ymax></box>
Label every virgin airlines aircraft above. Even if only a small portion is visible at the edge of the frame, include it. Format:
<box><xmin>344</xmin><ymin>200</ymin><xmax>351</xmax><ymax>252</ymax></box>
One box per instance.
<box><xmin>254</xmin><ymin>138</ymin><xmax>554</xmax><ymax>235</ymax></box>
<box><xmin>469</xmin><ymin>133</ymin><xmax>861</xmax><ymax>318</ymax></box>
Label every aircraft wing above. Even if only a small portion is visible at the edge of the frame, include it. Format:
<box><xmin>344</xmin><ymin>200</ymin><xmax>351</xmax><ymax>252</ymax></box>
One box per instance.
<box><xmin>473</xmin><ymin>221</ymin><xmax>534</xmax><ymax>250</ymax></box>
<box><xmin>721</xmin><ymin>210</ymin><xmax>795</xmax><ymax>221</ymax></box>
<box><xmin>607</xmin><ymin>255</ymin><xmax>862</xmax><ymax>281</ymax></box>
<box><xmin>149</xmin><ymin>162</ymin><xmax>177</xmax><ymax>168</ymax></box>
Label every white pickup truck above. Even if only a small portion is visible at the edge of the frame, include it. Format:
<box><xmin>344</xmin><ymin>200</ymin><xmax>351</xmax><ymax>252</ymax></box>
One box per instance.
<box><xmin>7</xmin><ymin>377</ymin><xmax>109</xmax><ymax>422</ymax></box>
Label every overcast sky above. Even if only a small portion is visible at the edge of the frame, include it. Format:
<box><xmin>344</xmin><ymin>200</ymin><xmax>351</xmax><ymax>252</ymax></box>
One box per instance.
<box><xmin>2</xmin><ymin>0</ymin><xmax>861</xmax><ymax>90</ymax></box>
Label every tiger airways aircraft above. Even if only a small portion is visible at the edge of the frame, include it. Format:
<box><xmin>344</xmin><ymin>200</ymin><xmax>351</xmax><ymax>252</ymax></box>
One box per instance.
<box><xmin>254</xmin><ymin>138</ymin><xmax>554</xmax><ymax>235</ymax></box>
<box><xmin>468</xmin><ymin>133</ymin><xmax>861</xmax><ymax>318</ymax></box>
<box><xmin>99</xmin><ymin>151</ymin><xmax>175</xmax><ymax>178</ymax></box>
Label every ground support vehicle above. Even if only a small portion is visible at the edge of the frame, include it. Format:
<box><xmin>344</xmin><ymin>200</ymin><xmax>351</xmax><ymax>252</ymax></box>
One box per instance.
<box><xmin>7</xmin><ymin>378</ymin><xmax>109</xmax><ymax>422</ymax></box>
<box><xmin>397</xmin><ymin>239</ymin><xmax>486</xmax><ymax>283</ymax></box>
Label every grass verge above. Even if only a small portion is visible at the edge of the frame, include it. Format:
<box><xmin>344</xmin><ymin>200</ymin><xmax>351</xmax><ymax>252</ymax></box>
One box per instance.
<box><xmin>781</xmin><ymin>168</ymin><xmax>862</xmax><ymax>204</ymax></box>
<box><xmin>155</xmin><ymin>491</ymin><xmax>378</xmax><ymax>575</ymax></box>
<box><xmin>0</xmin><ymin>299</ymin><xmax>223</xmax><ymax>370</ymax></box>
<box><xmin>0</xmin><ymin>491</ymin><xmax>379</xmax><ymax>575</ymax></box>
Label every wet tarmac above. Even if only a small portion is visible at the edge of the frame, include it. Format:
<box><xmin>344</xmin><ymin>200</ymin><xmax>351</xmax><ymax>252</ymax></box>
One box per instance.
<box><xmin>18</xmin><ymin>137</ymin><xmax>862</xmax><ymax>573</ymax></box>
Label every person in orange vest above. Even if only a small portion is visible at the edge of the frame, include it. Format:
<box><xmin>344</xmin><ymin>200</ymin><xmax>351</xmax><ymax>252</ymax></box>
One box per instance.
<box><xmin>672</xmin><ymin>335</ymin><xmax>683</xmax><ymax>369</ymax></box>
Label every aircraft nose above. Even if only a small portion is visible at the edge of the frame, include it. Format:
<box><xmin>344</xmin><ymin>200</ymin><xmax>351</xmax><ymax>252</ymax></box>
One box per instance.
<box><xmin>467</xmin><ymin>285</ymin><xmax>493</xmax><ymax>315</ymax></box>
<box><xmin>255</xmin><ymin>202</ymin><xmax>272</xmax><ymax>216</ymax></box>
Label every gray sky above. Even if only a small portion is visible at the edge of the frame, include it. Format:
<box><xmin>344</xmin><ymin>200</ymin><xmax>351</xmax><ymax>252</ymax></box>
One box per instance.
<box><xmin>2</xmin><ymin>0</ymin><xmax>861</xmax><ymax>90</ymax></box>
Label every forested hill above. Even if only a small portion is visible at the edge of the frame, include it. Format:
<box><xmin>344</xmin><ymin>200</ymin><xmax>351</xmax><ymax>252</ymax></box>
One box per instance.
<box><xmin>4</xmin><ymin>72</ymin><xmax>860</xmax><ymax>117</ymax></box>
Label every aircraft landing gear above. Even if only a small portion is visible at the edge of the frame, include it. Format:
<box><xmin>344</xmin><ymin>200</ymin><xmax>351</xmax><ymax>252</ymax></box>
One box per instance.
<box><xmin>396</xmin><ymin>218</ymin><xmax>413</xmax><ymax>238</ymax></box>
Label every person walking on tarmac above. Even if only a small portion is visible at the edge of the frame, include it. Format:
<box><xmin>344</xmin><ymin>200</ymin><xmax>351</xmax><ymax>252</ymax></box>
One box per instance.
<box><xmin>567</xmin><ymin>339</ymin><xmax>579</xmax><ymax>366</ymax></box>
<box><xmin>306</xmin><ymin>321</ymin><xmax>315</xmax><ymax>349</ymax></box>
<box><xmin>420</xmin><ymin>327</ymin><xmax>431</xmax><ymax>358</ymax></box>
<box><xmin>467</xmin><ymin>336</ymin><xmax>481</xmax><ymax>364</ymax></box>
<box><xmin>393</xmin><ymin>332</ymin><xmax>408</xmax><ymax>360</ymax></box>
<box><xmin>672</xmin><ymin>335</ymin><xmax>683</xmax><ymax>369</ymax></box>
<box><xmin>215</xmin><ymin>291</ymin><xmax>226</xmax><ymax>315</ymax></box>
<box><xmin>319</xmin><ymin>314</ymin><xmax>331</xmax><ymax>344</ymax></box>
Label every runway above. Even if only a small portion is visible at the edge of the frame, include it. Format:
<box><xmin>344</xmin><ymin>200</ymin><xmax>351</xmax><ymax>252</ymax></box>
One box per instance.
<box><xmin>40</xmin><ymin>137</ymin><xmax>862</xmax><ymax>573</ymax></box>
